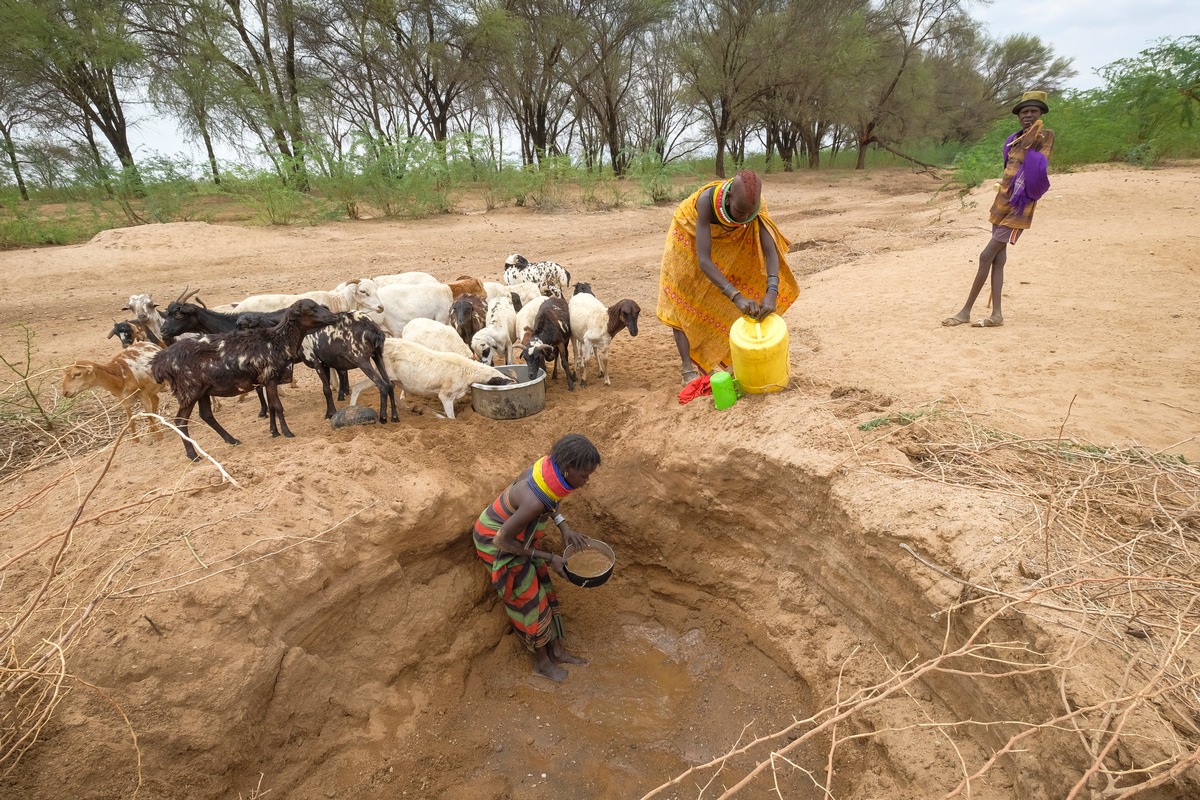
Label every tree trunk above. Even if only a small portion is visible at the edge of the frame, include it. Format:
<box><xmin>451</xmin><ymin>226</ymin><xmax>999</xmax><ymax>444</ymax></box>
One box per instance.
<box><xmin>714</xmin><ymin>137</ymin><xmax>727</xmax><ymax>179</ymax></box>
<box><xmin>0</xmin><ymin>125</ymin><xmax>29</xmax><ymax>201</ymax></box>
<box><xmin>200</xmin><ymin>125</ymin><xmax>221</xmax><ymax>185</ymax></box>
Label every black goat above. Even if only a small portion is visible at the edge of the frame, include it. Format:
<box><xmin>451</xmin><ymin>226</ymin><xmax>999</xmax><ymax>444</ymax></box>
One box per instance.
<box><xmin>240</xmin><ymin>310</ymin><xmax>397</xmax><ymax>423</ymax></box>
<box><xmin>151</xmin><ymin>299</ymin><xmax>340</xmax><ymax>461</ymax></box>
<box><xmin>520</xmin><ymin>297</ymin><xmax>575</xmax><ymax>391</ymax></box>
<box><xmin>160</xmin><ymin>288</ymin><xmax>281</xmax><ymax>417</ymax></box>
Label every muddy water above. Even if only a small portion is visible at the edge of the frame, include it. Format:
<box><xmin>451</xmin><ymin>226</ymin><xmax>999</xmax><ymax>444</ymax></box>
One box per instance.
<box><xmin>437</xmin><ymin>583</ymin><xmax>823</xmax><ymax>800</ymax></box>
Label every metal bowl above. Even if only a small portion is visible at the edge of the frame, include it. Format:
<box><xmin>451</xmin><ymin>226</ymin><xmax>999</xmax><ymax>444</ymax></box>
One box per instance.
<box><xmin>562</xmin><ymin>539</ymin><xmax>616</xmax><ymax>588</ymax></box>
<box><xmin>471</xmin><ymin>363</ymin><xmax>546</xmax><ymax>420</ymax></box>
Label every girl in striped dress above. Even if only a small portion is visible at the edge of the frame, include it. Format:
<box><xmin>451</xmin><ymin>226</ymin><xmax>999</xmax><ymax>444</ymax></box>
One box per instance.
<box><xmin>474</xmin><ymin>434</ymin><xmax>600</xmax><ymax>682</ymax></box>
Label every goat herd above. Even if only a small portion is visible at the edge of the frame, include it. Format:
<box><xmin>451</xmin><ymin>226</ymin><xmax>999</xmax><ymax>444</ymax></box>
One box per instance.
<box><xmin>60</xmin><ymin>254</ymin><xmax>642</xmax><ymax>461</ymax></box>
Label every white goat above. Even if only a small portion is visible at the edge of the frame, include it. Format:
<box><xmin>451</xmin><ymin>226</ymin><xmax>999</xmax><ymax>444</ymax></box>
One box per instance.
<box><xmin>373</xmin><ymin>282</ymin><xmax>454</xmax><ymax>337</ymax></box>
<box><xmin>227</xmin><ymin>278</ymin><xmax>385</xmax><ymax>315</ymax></box>
<box><xmin>568</xmin><ymin>292</ymin><xmax>642</xmax><ymax>387</ymax></box>
<box><xmin>484</xmin><ymin>280</ymin><xmax>542</xmax><ymax>308</ymax></box>
<box><xmin>401</xmin><ymin>318</ymin><xmax>473</xmax><ymax>359</ymax></box>
<box><xmin>60</xmin><ymin>342</ymin><xmax>165</xmax><ymax>441</ymax></box>
<box><xmin>514</xmin><ymin>295</ymin><xmax>547</xmax><ymax>346</ymax></box>
<box><xmin>122</xmin><ymin>294</ymin><xmax>167</xmax><ymax>340</ymax></box>
<box><xmin>374</xmin><ymin>271</ymin><xmax>439</xmax><ymax>286</ymax></box>
<box><xmin>348</xmin><ymin>338</ymin><xmax>513</xmax><ymax>419</ymax></box>
<box><xmin>472</xmin><ymin>293</ymin><xmax>520</xmax><ymax>365</ymax></box>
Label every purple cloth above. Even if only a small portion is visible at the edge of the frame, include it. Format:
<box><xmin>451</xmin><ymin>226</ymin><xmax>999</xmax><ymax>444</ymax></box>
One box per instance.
<box><xmin>1010</xmin><ymin>150</ymin><xmax>1050</xmax><ymax>216</ymax></box>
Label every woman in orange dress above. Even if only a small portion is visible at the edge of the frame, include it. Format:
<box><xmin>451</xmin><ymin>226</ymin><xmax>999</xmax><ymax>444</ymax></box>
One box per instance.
<box><xmin>657</xmin><ymin>169</ymin><xmax>799</xmax><ymax>384</ymax></box>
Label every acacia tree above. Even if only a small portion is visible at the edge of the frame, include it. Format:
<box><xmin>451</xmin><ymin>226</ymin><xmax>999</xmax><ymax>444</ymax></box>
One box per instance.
<box><xmin>678</xmin><ymin>0</ymin><xmax>797</xmax><ymax>177</ymax></box>
<box><xmin>560</xmin><ymin>0</ymin><xmax>672</xmax><ymax>175</ymax></box>
<box><xmin>476</xmin><ymin>0</ymin><xmax>578</xmax><ymax>166</ymax></box>
<box><xmin>1</xmin><ymin>0</ymin><xmax>143</xmax><ymax>173</ymax></box>
<box><xmin>142</xmin><ymin>0</ymin><xmax>313</xmax><ymax>186</ymax></box>
<box><xmin>849</xmin><ymin>0</ymin><xmax>972</xmax><ymax>169</ymax></box>
<box><xmin>372</xmin><ymin>0</ymin><xmax>482</xmax><ymax>156</ymax></box>
<box><xmin>0</xmin><ymin>77</ymin><xmax>46</xmax><ymax>200</ymax></box>
<box><xmin>626</xmin><ymin>21</ymin><xmax>702</xmax><ymax>164</ymax></box>
<box><xmin>756</xmin><ymin>0</ymin><xmax>873</xmax><ymax>170</ymax></box>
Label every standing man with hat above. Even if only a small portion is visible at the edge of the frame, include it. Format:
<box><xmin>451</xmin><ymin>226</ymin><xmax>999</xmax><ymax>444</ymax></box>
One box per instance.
<box><xmin>943</xmin><ymin>90</ymin><xmax>1055</xmax><ymax>328</ymax></box>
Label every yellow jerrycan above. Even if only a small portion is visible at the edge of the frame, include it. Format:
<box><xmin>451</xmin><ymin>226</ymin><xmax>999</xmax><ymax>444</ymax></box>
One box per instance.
<box><xmin>729</xmin><ymin>313</ymin><xmax>789</xmax><ymax>393</ymax></box>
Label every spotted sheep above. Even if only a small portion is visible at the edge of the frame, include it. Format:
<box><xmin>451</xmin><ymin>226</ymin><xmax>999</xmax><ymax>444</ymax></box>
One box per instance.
<box><xmin>502</xmin><ymin>254</ymin><xmax>571</xmax><ymax>298</ymax></box>
<box><xmin>60</xmin><ymin>342</ymin><xmax>166</xmax><ymax>442</ymax></box>
<box><xmin>151</xmin><ymin>299</ymin><xmax>340</xmax><ymax>461</ymax></box>
<box><xmin>567</xmin><ymin>285</ymin><xmax>641</xmax><ymax>387</ymax></box>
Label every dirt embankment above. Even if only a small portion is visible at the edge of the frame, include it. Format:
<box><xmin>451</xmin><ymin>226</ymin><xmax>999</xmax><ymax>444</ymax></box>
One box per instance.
<box><xmin>1</xmin><ymin>164</ymin><xmax>1198</xmax><ymax>799</ymax></box>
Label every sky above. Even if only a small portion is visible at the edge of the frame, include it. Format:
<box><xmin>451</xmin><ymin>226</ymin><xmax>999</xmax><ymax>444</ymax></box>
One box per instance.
<box><xmin>124</xmin><ymin>1</ymin><xmax>1196</xmax><ymax>161</ymax></box>
<box><xmin>971</xmin><ymin>0</ymin><xmax>1194</xmax><ymax>92</ymax></box>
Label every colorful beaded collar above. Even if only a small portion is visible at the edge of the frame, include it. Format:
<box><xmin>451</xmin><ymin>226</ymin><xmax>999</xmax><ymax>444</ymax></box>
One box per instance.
<box><xmin>712</xmin><ymin>179</ymin><xmax>761</xmax><ymax>227</ymax></box>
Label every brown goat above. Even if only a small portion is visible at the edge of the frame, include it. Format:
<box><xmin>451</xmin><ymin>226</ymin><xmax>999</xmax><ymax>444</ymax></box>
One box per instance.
<box><xmin>61</xmin><ymin>342</ymin><xmax>165</xmax><ymax>441</ymax></box>
<box><xmin>448</xmin><ymin>276</ymin><xmax>486</xmax><ymax>299</ymax></box>
<box><xmin>449</xmin><ymin>292</ymin><xmax>487</xmax><ymax>348</ymax></box>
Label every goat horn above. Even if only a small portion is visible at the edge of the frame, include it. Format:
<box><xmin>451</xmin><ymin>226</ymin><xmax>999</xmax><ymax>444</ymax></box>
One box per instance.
<box><xmin>194</xmin><ymin>295</ymin><xmax>207</xmax><ymax>309</ymax></box>
<box><xmin>176</xmin><ymin>286</ymin><xmax>202</xmax><ymax>305</ymax></box>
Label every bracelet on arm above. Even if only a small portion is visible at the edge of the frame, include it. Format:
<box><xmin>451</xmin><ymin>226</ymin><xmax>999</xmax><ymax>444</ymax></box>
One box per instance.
<box><xmin>552</xmin><ymin>513</ymin><xmax>565</xmax><ymax>527</ymax></box>
<box><xmin>766</xmin><ymin>275</ymin><xmax>780</xmax><ymax>289</ymax></box>
<box><xmin>721</xmin><ymin>283</ymin><xmax>738</xmax><ymax>299</ymax></box>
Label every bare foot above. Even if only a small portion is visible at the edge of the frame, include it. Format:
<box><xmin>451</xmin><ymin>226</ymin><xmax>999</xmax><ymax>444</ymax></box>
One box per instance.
<box><xmin>533</xmin><ymin>661</ymin><xmax>568</xmax><ymax>682</ymax></box>
<box><xmin>551</xmin><ymin>648</ymin><xmax>588</xmax><ymax>666</ymax></box>
<box><xmin>941</xmin><ymin>314</ymin><xmax>970</xmax><ymax>327</ymax></box>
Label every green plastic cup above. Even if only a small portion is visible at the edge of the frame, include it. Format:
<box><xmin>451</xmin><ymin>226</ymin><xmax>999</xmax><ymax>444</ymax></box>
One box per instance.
<box><xmin>711</xmin><ymin>371</ymin><xmax>737</xmax><ymax>410</ymax></box>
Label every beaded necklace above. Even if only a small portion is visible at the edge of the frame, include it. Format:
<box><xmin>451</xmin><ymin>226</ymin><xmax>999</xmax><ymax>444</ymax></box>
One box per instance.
<box><xmin>711</xmin><ymin>179</ymin><xmax>760</xmax><ymax>227</ymax></box>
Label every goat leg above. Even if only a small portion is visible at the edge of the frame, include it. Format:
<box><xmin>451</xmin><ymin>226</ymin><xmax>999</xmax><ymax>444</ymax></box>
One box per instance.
<box><xmin>255</xmin><ymin>385</ymin><xmax>269</xmax><ymax>418</ymax></box>
<box><xmin>561</xmin><ymin>344</ymin><xmax>575</xmax><ymax>392</ymax></box>
<box><xmin>316</xmin><ymin>365</ymin><xmax>338</xmax><ymax>419</ymax></box>
<box><xmin>197</xmin><ymin>394</ymin><xmax>240</xmax><ymax>446</ymax></box>
<box><xmin>360</xmin><ymin>365</ymin><xmax>392</xmax><ymax>424</ymax></box>
<box><xmin>264</xmin><ymin>382</ymin><xmax>294</xmax><ymax>437</ymax></box>
<box><xmin>175</xmin><ymin>400</ymin><xmax>200</xmax><ymax>461</ymax></box>
<box><xmin>599</xmin><ymin>346</ymin><xmax>610</xmax><ymax>387</ymax></box>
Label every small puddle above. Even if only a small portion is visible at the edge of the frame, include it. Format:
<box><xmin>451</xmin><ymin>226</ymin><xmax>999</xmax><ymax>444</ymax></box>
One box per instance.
<box><xmin>566</xmin><ymin>621</ymin><xmax>701</xmax><ymax>740</ymax></box>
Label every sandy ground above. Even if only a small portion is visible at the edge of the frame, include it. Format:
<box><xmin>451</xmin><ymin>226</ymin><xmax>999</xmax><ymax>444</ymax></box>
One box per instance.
<box><xmin>1</xmin><ymin>162</ymin><xmax>1198</xmax><ymax>799</ymax></box>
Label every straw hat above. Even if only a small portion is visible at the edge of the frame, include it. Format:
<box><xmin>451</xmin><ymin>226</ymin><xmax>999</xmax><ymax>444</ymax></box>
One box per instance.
<box><xmin>1012</xmin><ymin>90</ymin><xmax>1050</xmax><ymax>115</ymax></box>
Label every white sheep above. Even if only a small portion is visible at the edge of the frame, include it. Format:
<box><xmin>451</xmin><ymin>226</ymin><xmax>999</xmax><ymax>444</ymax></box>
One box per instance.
<box><xmin>373</xmin><ymin>282</ymin><xmax>454</xmax><ymax>337</ymax></box>
<box><xmin>226</xmin><ymin>278</ymin><xmax>385</xmax><ymax>315</ymax></box>
<box><xmin>374</xmin><ymin>271</ymin><xmax>439</xmax><ymax>286</ymax></box>
<box><xmin>348</xmin><ymin>338</ymin><xmax>513</xmax><ymax>419</ymax></box>
<box><xmin>401</xmin><ymin>318</ymin><xmax>473</xmax><ymax>359</ymax></box>
<box><xmin>471</xmin><ymin>293</ymin><xmax>520</xmax><ymax>365</ymax></box>
<box><xmin>484</xmin><ymin>280</ymin><xmax>542</xmax><ymax>308</ymax></box>
<box><xmin>514</xmin><ymin>294</ymin><xmax>547</xmax><ymax>346</ymax></box>
<box><xmin>568</xmin><ymin>291</ymin><xmax>642</xmax><ymax>387</ymax></box>
<box><xmin>60</xmin><ymin>342</ymin><xmax>165</xmax><ymax>441</ymax></box>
